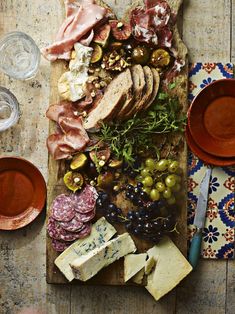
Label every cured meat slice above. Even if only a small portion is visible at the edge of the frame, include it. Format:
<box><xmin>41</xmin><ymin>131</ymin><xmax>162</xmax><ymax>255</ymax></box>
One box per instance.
<box><xmin>59</xmin><ymin>216</ymin><xmax>84</xmax><ymax>232</ymax></box>
<box><xmin>46</xmin><ymin>101</ymin><xmax>78</xmax><ymax>122</ymax></box>
<box><xmin>41</xmin><ymin>0</ymin><xmax>106</xmax><ymax>61</ymax></box>
<box><xmin>75</xmin><ymin>210</ymin><xmax>95</xmax><ymax>223</ymax></box>
<box><xmin>52</xmin><ymin>238</ymin><xmax>71</xmax><ymax>252</ymax></box>
<box><xmin>48</xmin><ymin>217</ymin><xmax>89</xmax><ymax>242</ymax></box>
<box><xmin>72</xmin><ymin>185</ymin><xmax>98</xmax><ymax>213</ymax></box>
<box><xmin>47</xmin><ymin>134</ymin><xmax>75</xmax><ymax>160</ymax></box>
<box><xmin>76</xmin><ymin>223</ymin><xmax>92</xmax><ymax>238</ymax></box>
<box><xmin>50</xmin><ymin>194</ymin><xmax>75</xmax><ymax>222</ymax></box>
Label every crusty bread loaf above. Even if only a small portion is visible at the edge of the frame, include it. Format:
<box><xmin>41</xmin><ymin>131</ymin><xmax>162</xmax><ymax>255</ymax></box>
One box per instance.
<box><xmin>84</xmin><ymin>68</ymin><xmax>133</xmax><ymax>130</ymax></box>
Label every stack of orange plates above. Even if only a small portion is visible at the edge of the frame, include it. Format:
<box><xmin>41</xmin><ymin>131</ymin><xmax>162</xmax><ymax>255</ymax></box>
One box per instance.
<box><xmin>186</xmin><ymin>79</ymin><xmax>235</xmax><ymax>166</ymax></box>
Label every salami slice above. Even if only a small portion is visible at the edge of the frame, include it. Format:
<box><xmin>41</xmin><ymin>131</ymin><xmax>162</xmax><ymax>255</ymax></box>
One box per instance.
<box><xmin>72</xmin><ymin>185</ymin><xmax>98</xmax><ymax>213</ymax></box>
<box><xmin>52</xmin><ymin>238</ymin><xmax>71</xmax><ymax>252</ymax></box>
<box><xmin>50</xmin><ymin>194</ymin><xmax>75</xmax><ymax>222</ymax></box>
<box><xmin>59</xmin><ymin>216</ymin><xmax>84</xmax><ymax>232</ymax></box>
<box><xmin>75</xmin><ymin>209</ymin><xmax>95</xmax><ymax>223</ymax></box>
<box><xmin>76</xmin><ymin>223</ymin><xmax>92</xmax><ymax>238</ymax></box>
<box><xmin>47</xmin><ymin>217</ymin><xmax>86</xmax><ymax>242</ymax></box>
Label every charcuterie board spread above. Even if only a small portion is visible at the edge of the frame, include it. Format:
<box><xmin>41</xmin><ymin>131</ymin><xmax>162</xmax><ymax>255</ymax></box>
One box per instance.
<box><xmin>45</xmin><ymin>0</ymin><xmax>192</xmax><ymax>301</ymax></box>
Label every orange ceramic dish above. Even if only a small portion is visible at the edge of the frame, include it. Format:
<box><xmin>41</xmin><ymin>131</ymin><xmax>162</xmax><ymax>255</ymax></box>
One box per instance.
<box><xmin>186</xmin><ymin>125</ymin><xmax>235</xmax><ymax>166</ymax></box>
<box><xmin>188</xmin><ymin>79</ymin><xmax>235</xmax><ymax>158</ymax></box>
<box><xmin>0</xmin><ymin>157</ymin><xmax>46</xmax><ymax>230</ymax></box>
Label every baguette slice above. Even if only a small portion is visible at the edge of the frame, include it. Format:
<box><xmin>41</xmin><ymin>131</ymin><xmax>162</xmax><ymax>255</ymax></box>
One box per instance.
<box><xmin>119</xmin><ymin>65</ymin><xmax>146</xmax><ymax>120</ymax></box>
<box><xmin>84</xmin><ymin>69</ymin><xmax>133</xmax><ymax>130</ymax></box>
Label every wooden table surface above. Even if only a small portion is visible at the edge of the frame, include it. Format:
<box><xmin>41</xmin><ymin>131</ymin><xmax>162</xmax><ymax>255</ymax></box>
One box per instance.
<box><xmin>0</xmin><ymin>1</ymin><xmax>234</xmax><ymax>313</ymax></box>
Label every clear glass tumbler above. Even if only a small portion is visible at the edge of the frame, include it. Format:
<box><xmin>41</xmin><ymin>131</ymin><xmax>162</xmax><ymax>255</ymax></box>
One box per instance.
<box><xmin>0</xmin><ymin>32</ymin><xmax>40</xmax><ymax>80</ymax></box>
<box><xmin>0</xmin><ymin>87</ymin><xmax>20</xmax><ymax>132</ymax></box>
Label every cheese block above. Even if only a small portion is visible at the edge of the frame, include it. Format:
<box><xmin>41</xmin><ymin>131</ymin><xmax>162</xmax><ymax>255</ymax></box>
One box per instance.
<box><xmin>145</xmin><ymin>237</ymin><xmax>193</xmax><ymax>301</ymax></box>
<box><xmin>124</xmin><ymin>253</ymin><xmax>147</xmax><ymax>282</ymax></box>
<box><xmin>70</xmin><ymin>233</ymin><xmax>137</xmax><ymax>281</ymax></box>
<box><xmin>54</xmin><ymin>217</ymin><xmax>117</xmax><ymax>281</ymax></box>
<box><xmin>132</xmin><ymin>268</ymin><xmax>145</xmax><ymax>285</ymax></box>
<box><xmin>144</xmin><ymin>256</ymin><xmax>156</xmax><ymax>275</ymax></box>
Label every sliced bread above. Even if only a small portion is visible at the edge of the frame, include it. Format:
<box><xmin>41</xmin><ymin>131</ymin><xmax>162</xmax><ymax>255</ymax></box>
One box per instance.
<box><xmin>143</xmin><ymin>68</ymin><xmax>160</xmax><ymax>111</ymax></box>
<box><xmin>117</xmin><ymin>65</ymin><xmax>145</xmax><ymax>119</ymax></box>
<box><xmin>83</xmin><ymin>68</ymin><xmax>133</xmax><ymax>130</ymax></box>
<box><xmin>136</xmin><ymin>66</ymin><xmax>154</xmax><ymax>113</ymax></box>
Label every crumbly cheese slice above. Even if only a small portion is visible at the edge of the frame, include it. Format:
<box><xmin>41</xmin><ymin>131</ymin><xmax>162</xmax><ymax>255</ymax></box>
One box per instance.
<box><xmin>124</xmin><ymin>253</ymin><xmax>147</xmax><ymax>282</ymax></box>
<box><xmin>145</xmin><ymin>237</ymin><xmax>193</xmax><ymax>301</ymax></box>
<box><xmin>132</xmin><ymin>268</ymin><xmax>145</xmax><ymax>285</ymax></box>
<box><xmin>54</xmin><ymin>217</ymin><xmax>117</xmax><ymax>282</ymax></box>
<box><xmin>70</xmin><ymin>233</ymin><xmax>137</xmax><ymax>281</ymax></box>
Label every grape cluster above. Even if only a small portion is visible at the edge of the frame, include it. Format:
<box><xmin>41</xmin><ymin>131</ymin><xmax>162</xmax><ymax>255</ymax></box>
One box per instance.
<box><xmin>125</xmin><ymin>202</ymin><xmax>176</xmax><ymax>243</ymax></box>
<box><xmin>96</xmin><ymin>190</ymin><xmax>177</xmax><ymax>244</ymax></box>
<box><xmin>136</xmin><ymin>158</ymin><xmax>182</xmax><ymax>205</ymax></box>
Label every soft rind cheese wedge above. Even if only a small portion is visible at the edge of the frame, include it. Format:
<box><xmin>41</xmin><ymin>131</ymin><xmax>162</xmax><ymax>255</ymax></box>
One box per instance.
<box><xmin>124</xmin><ymin>253</ymin><xmax>147</xmax><ymax>282</ymax></box>
<box><xmin>54</xmin><ymin>217</ymin><xmax>117</xmax><ymax>282</ymax></box>
<box><xmin>70</xmin><ymin>233</ymin><xmax>137</xmax><ymax>282</ymax></box>
<box><xmin>145</xmin><ymin>237</ymin><xmax>193</xmax><ymax>301</ymax></box>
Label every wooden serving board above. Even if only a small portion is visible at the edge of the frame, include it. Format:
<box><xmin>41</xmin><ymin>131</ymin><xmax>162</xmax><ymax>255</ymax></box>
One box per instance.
<box><xmin>46</xmin><ymin>0</ymin><xmax>188</xmax><ymax>285</ymax></box>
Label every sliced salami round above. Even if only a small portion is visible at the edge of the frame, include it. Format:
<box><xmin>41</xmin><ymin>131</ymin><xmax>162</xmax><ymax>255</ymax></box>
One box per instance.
<box><xmin>47</xmin><ymin>217</ymin><xmax>85</xmax><ymax>242</ymax></box>
<box><xmin>77</xmin><ymin>223</ymin><xmax>92</xmax><ymax>238</ymax></box>
<box><xmin>72</xmin><ymin>185</ymin><xmax>98</xmax><ymax>213</ymax></box>
<box><xmin>75</xmin><ymin>209</ymin><xmax>95</xmax><ymax>223</ymax></box>
<box><xmin>52</xmin><ymin>238</ymin><xmax>71</xmax><ymax>252</ymax></box>
<box><xmin>59</xmin><ymin>216</ymin><xmax>84</xmax><ymax>232</ymax></box>
<box><xmin>50</xmin><ymin>194</ymin><xmax>75</xmax><ymax>222</ymax></box>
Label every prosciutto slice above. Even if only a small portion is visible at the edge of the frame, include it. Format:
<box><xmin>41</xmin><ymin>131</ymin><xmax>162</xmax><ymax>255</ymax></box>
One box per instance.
<box><xmin>130</xmin><ymin>0</ymin><xmax>173</xmax><ymax>47</ymax></box>
<box><xmin>41</xmin><ymin>0</ymin><xmax>106</xmax><ymax>61</ymax></box>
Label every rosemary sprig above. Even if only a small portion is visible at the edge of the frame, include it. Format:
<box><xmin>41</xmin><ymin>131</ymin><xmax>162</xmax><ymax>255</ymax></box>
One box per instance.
<box><xmin>98</xmin><ymin>94</ymin><xmax>186</xmax><ymax>165</ymax></box>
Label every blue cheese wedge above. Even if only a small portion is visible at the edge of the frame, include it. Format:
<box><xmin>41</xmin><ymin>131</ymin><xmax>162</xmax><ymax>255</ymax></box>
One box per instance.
<box><xmin>145</xmin><ymin>237</ymin><xmax>193</xmax><ymax>301</ymax></box>
<box><xmin>70</xmin><ymin>233</ymin><xmax>137</xmax><ymax>282</ymax></box>
<box><xmin>54</xmin><ymin>217</ymin><xmax>116</xmax><ymax>282</ymax></box>
<box><xmin>124</xmin><ymin>253</ymin><xmax>147</xmax><ymax>282</ymax></box>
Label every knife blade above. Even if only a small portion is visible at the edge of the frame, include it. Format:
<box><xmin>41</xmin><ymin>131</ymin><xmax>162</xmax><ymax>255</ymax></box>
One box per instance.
<box><xmin>188</xmin><ymin>167</ymin><xmax>212</xmax><ymax>269</ymax></box>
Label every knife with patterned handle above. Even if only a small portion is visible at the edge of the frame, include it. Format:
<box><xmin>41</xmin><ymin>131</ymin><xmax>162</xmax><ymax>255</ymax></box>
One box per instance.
<box><xmin>188</xmin><ymin>167</ymin><xmax>212</xmax><ymax>269</ymax></box>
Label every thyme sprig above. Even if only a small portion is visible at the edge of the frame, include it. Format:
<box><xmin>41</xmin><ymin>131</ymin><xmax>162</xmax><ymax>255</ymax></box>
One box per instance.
<box><xmin>98</xmin><ymin>94</ymin><xmax>186</xmax><ymax>164</ymax></box>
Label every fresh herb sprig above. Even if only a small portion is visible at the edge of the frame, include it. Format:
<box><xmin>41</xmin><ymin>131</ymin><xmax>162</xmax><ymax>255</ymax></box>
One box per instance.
<box><xmin>98</xmin><ymin>94</ymin><xmax>186</xmax><ymax>165</ymax></box>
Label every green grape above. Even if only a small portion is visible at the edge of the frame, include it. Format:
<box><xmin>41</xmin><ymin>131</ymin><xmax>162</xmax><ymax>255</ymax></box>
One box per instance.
<box><xmin>168</xmin><ymin>161</ymin><xmax>179</xmax><ymax>173</ymax></box>
<box><xmin>141</xmin><ymin>168</ymin><xmax>151</xmax><ymax>177</ymax></box>
<box><xmin>167</xmin><ymin>196</ymin><xmax>176</xmax><ymax>205</ymax></box>
<box><xmin>150</xmin><ymin>189</ymin><xmax>160</xmax><ymax>201</ymax></box>
<box><xmin>136</xmin><ymin>175</ymin><xmax>143</xmax><ymax>182</ymax></box>
<box><xmin>171</xmin><ymin>183</ymin><xmax>181</xmax><ymax>192</ymax></box>
<box><xmin>156</xmin><ymin>181</ymin><xmax>165</xmax><ymax>192</ymax></box>
<box><xmin>143</xmin><ymin>187</ymin><xmax>151</xmax><ymax>194</ymax></box>
<box><xmin>145</xmin><ymin>158</ymin><xmax>155</xmax><ymax>171</ymax></box>
<box><xmin>143</xmin><ymin>176</ymin><xmax>154</xmax><ymax>187</ymax></box>
<box><xmin>165</xmin><ymin>175</ymin><xmax>176</xmax><ymax>188</ymax></box>
<box><xmin>156</xmin><ymin>159</ymin><xmax>168</xmax><ymax>172</ymax></box>
<box><xmin>163</xmin><ymin>187</ymin><xmax>172</xmax><ymax>199</ymax></box>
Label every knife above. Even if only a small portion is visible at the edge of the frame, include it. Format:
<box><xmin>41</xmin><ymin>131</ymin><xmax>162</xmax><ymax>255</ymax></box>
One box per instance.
<box><xmin>188</xmin><ymin>167</ymin><xmax>212</xmax><ymax>269</ymax></box>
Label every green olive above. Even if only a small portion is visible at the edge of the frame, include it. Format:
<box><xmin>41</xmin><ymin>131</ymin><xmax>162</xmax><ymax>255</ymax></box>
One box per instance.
<box><xmin>132</xmin><ymin>46</ymin><xmax>150</xmax><ymax>65</ymax></box>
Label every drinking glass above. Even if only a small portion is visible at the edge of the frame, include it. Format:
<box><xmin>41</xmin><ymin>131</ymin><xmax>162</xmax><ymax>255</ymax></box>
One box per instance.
<box><xmin>0</xmin><ymin>87</ymin><xmax>20</xmax><ymax>132</ymax></box>
<box><xmin>0</xmin><ymin>31</ymin><xmax>40</xmax><ymax>80</ymax></box>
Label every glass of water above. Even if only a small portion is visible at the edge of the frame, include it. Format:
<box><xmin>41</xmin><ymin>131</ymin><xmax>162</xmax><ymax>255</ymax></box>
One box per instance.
<box><xmin>0</xmin><ymin>32</ymin><xmax>40</xmax><ymax>80</ymax></box>
<box><xmin>0</xmin><ymin>87</ymin><xmax>20</xmax><ymax>132</ymax></box>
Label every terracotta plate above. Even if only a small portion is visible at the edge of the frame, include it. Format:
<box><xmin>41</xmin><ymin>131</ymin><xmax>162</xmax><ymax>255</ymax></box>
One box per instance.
<box><xmin>186</xmin><ymin>125</ymin><xmax>235</xmax><ymax>166</ymax></box>
<box><xmin>188</xmin><ymin>79</ymin><xmax>235</xmax><ymax>157</ymax></box>
<box><xmin>0</xmin><ymin>157</ymin><xmax>46</xmax><ymax>230</ymax></box>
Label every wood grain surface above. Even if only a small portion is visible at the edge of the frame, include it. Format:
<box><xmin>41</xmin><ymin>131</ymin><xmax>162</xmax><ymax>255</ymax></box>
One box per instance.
<box><xmin>46</xmin><ymin>0</ymin><xmax>189</xmax><ymax>285</ymax></box>
<box><xmin>0</xmin><ymin>0</ymin><xmax>234</xmax><ymax>313</ymax></box>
